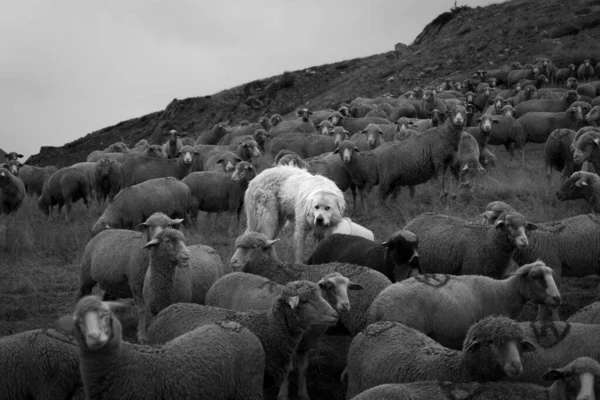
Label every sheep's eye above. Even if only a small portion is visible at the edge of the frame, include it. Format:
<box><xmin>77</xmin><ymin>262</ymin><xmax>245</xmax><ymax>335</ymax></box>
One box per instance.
<box><xmin>325</xmin><ymin>206</ymin><xmax>331</xmax><ymax>211</ymax></box>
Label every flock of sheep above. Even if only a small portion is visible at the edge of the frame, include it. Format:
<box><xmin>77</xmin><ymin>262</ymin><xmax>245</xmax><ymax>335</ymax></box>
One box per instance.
<box><xmin>0</xmin><ymin>54</ymin><xmax>600</xmax><ymax>400</ymax></box>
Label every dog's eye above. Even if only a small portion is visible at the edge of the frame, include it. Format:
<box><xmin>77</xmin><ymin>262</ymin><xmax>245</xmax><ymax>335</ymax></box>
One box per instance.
<box><xmin>325</xmin><ymin>206</ymin><xmax>331</xmax><ymax>211</ymax></box>
<box><xmin>315</xmin><ymin>205</ymin><xmax>319</xmax><ymax>210</ymax></box>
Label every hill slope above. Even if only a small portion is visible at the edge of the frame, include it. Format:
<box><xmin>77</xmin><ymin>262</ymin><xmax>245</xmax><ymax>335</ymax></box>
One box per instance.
<box><xmin>28</xmin><ymin>0</ymin><xmax>600</xmax><ymax>167</ymax></box>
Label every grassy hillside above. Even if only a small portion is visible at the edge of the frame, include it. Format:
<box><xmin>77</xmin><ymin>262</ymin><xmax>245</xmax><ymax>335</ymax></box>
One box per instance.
<box><xmin>26</xmin><ymin>0</ymin><xmax>600</xmax><ymax>167</ymax></box>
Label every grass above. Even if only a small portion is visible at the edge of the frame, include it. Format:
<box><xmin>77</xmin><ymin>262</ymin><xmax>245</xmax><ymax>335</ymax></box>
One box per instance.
<box><xmin>1</xmin><ymin>142</ymin><xmax>599</xmax><ymax>399</ymax></box>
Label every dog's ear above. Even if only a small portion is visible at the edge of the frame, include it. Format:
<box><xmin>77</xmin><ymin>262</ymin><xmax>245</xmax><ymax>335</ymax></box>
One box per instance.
<box><xmin>336</xmin><ymin>197</ymin><xmax>346</xmax><ymax>216</ymax></box>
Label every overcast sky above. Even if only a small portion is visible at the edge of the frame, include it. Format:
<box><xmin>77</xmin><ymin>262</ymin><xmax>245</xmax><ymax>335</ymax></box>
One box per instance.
<box><xmin>1</xmin><ymin>0</ymin><xmax>496</xmax><ymax>161</ymax></box>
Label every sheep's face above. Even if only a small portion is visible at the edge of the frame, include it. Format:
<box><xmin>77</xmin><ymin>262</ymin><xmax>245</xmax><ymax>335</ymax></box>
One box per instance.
<box><xmin>566</xmin><ymin>77</ymin><xmax>578</xmax><ymax>89</ymax></box>
<box><xmin>4</xmin><ymin>161</ymin><xmax>21</xmax><ymax>175</ymax></box>
<box><xmin>448</xmin><ymin>106</ymin><xmax>467</xmax><ymax>127</ymax></box>
<box><xmin>542</xmin><ymin>358</ymin><xmax>600</xmax><ymax>400</ymax></box>
<box><xmin>318</xmin><ymin>121</ymin><xmax>333</xmax><ymax>135</ymax></box>
<box><xmin>307</xmin><ymin>190</ymin><xmax>344</xmax><ymax>231</ymax></box>
<box><xmin>564</xmin><ymin>90</ymin><xmax>580</xmax><ymax>104</ymax></box>
<box><xmin>494</xmin><ymin>213</ymin><xmax>536</xmax><ymax>249</ymax></box>
<box><xmin>145</xmin><ymin>145</ymin><xmax>168</xmax><ymax>158</ymax></box>
<box><xmin>318</xmin><ymin>272</ymin><xmax>363</xmax><ymax>313</ymax></box>
<box><xmin>241</xmin><ymin>140</ymin><xmax>261</xmax><ymax>159</ymax></box>
<box><xmin>556</xmin><ymin>172</ymin><xmax>593</xmax><ymax>201</ymax></box>
<box><xmin>423</xmin><ymin>90</ymin><xmax>434</xmax><ymax>102</ymax></box>
<box><xmin>297</xmin><ymin>108</ymin><xmax>313</xmax><ymax>122</ymax></box>
<box><xmin>5</xmin><ymin>151</ymin><xmax>24</xmax><ymax>161</ymax></box>
<box><xmin>338</xmin><ymin>106</ymin><xmax>350</xmax><ymax>117</ymax></box>
<box><xmin>231</xmin><ymin>162</ymin><xmax>255</xmax><ymax>183</ymax></box>
<box><xmin>144</xmin><ymin>229</ymin><xmax>190</xmax><ymax>266</ymax></box>
<box><xmin>494</xmin><ymin>98</ymin><xmax>505</xmax><ymax>113</ymax></box>
<box><xmin>285</xmin><ymin>283</ymin><xmax>338</xmax><ymax>329</ymax></box>
<box><xmin>229</xmin><ymin>237</ymin><xmax>279</xmax><ymax>272</ymax></box>
<box><xmin>501</xmin><ymin>105</ymin><xmax>515</xmax><ymax>118</ymax></box>
<box><xmin>334</xmin><ymin>141</ymin><xmax>358</xmax><ymax>164</ymax></box>
<box><xmin>405</xmin><ymin>91</ymin><xmax>415</xmax><ymax>99</ymax></box>
<box><xmin>430</xmin><ymin>110</ymin><xmax>441</xmax><ymax>126</ymax></box>
<box><xmin>524</xmin><ymin>86</ymin><xmax>536</xmax><ymax>99</ymax></box>
<box><xmin>524</xmin><ymin>265</ymin><xmax>561</xmax><ymax>308</ymax></box>
<box><xmin>383</xmin><ymin>230</ymin><xmax>420</xmax><ymax>280</ymax></box>
<box><xmin>465</xmin><ymin>92</ymin><xmax>475</xmax><ymax>104</ymax></box>
<box><xmin>476</xmin><ymin>115</ymin><xmax>498</xmax><ymax>133</ymax></box>
<box><xmin>584</xmin><ymin>59</ymin><xmax>591</xmax><ymax>67</ymax></box>
<box><xmin>363</xmin><ymin>125</ymin><xmax>382</xmax><ymax>149</ymax></box>
<box><xmin>331</xmin><ymin>127</ymin><xmax>349</xmax><ymax>146</ymax></box>
<box><xmin>585</xmin><ymin>106</ymin><xmax>600</xmax><ymax>126</ymax></box>
<box><xmin>327</xmin><ymin>112</ymin><xmax>343</xmax><ymax>126</ymax></box>
<box><xmin>217</xmin><ymin>154</ymin><xmax>241</xmax><ymax>172</ymax></box>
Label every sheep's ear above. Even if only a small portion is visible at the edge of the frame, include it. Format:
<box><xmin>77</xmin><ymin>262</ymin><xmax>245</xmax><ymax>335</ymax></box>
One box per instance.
<box><xmin>575</xmin><ymin>177</ymin><xmax>589</xmax><ymax>187</ymax></box>
<box><xmin>594</xmin><ymin>138</ymin><xmax>600</xmax><ymax>147</ymax></box>
<box><xmin>479</xmin><ymin>211</ymin><xmax>495</xmax><ymax>220</ymax></box>
<box><xmin>540</xmin><ymin>369</ymin><xmax>564</xmax><ymax>382</ymax></box>
<box><xmin>264</xmin><ymin>239</ymin><xmax>279</xmax><ymax>249</ymax></box>
<box><xmin>135</xmin><ymin>222</ymin><xmax>148</xmax><ymax>231</ymax></box>
<box><xmin>348</xmin><ymin>282</ymin><xmax>364</xmax><ymax>290</ymax></box>
<box><xmin>526</xmin><ymin>222</ymin><xmax>538</xmax><ymax>231</ymax></box>
<box><xmin>287</xmin><ymin>296</ymin><xmax>299</xmax><ymax>309</ymax></box>
<box><xmin>463</xmin><ymin>338</ymin><xmax>481</xmax><ymax>352</ymax></box>
<box><xmin>475</xmin><ymin>118</ymin><xmax>482</xmax><ymax>123</ymax></box>
<box><xmin>143</xmin><ymin>238</ymin><xmax>160</xmax><ymax>249</ymax></box>
<box><xmin>308</xmin><ymin>110</ymin><xmax>313</xmax><ymax>115</ymax></box>
<box><xmin>492</xmin><ymin>119</ymin><xmax>499</xmax><ymax>124</ymax></box>
<box><xmin>216</xmin><ymin>159</ymin><xmax>224</xmax><ymax>164</ymax></box>
<box><xmin>344</xmin><ymin>129</ymin><xmax>351</xmax><ymax>138</ymax></box>
<box><xmin>170</xmin><ymin>218</ymin><xmax>184</xmax><ymax>225</ymax></box>
<box><xmin>57</xmin><ymin>315</ymin><xmax>76</xmax><ymax>333</ymax></box>
<box><xmin>333</xmin><ymin>147</ymin><xmax>340</xmax><ymax>154</ymax></box>
<box><xmin>461</xmin><ymin>164</ymin><xmax>469</xmax><ymax>171</ymax></box>
<box><xmin>520</xmin><ymin>338</ymin><xmax>537</xmax><ymax>353</ymax></box>
<box><xmin>381</xmin><ymin>241</ymin><xmax>390</xmax><ymax>247</ymax></box>
<box><xmin>17</xmin><ymin>154</ymin><xmax>24</xmax><ymax>158</ymax></box>
<box><xmin>494</xmin><ymin>219</ymin><xmax>505</xmax><ymax>229</ymax></box>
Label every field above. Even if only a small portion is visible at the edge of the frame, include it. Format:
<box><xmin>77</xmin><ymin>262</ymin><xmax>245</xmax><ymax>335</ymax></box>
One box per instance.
<box><xmin>1</xmin><ymin>143</ymin><xmax>599</xmax><ymax>400</ymax></box>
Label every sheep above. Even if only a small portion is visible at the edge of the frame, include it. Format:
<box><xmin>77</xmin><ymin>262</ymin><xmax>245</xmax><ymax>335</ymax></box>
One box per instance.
<box><xmin>91</xmin><ymin>177</ymin><xmax>191</xmax><ymax>236</ymax></box>
<box><xmin>517</xmin><ymin>321</ymin><xmax>600</xmax><ymax>384</ymax></box>
<box><xmin>229</xmin><ymin>231</ymin><xmax>392</xmax><ymax>335</ymax></box>
<box><xmin>306</xmin><ymin>230</ymin><xmax>420</xmax><ymax>282</ymax></box>
<box><xmin>422</xmin><ymin>89</ymin><xmax>448</xmax><ymax>116</ymax></box>
<box><xmin>404</xmin><ymin>211</ymin><xmax>537</xmax><ymax>278</ymax></box>
<box><xmin>161</xmin><ymin>129</ymin><xmax>184</xmax><ymax>158</ymax></box>
<box><xmin>194</xmin><ymin>138</ymin><xmax>261</xmax><ymax>172</ymax></box>
<box><xmin>38</xmin><ymin>167</ymin><xmax>91</xmax><ymax>222</ymax></box>
<box><xmin>0</xmin><ymin>328</ymin><xmax>82</xmax><ymax>400</ymax></box>
<box><xmin>514</xmin><ymin>90</ymin><xmax>579</xmax><ymax>117</ymax></box>
<box><xmin>387</xmin><ymin>103</ymin><xmax>418</xmax><ymax>121</ymax></box>
<box><xmin>556</xmin><ymin>171</ymin><xmax>600</xmax><ymax>213</ymax></box>
<box><xmin>120</xmin><ymin>145</ymin><xmax>199</xmax><ymax>188</ymax></box>
<box><xmin>333</xmin><ymin>140</ymin><xmax>379</xmax><ymax>211</ymax></box>
<box><xmin>0</xmin><ymin>167</ymin><xmax>25</xmax><ymax>216</ymax></box>
<box><xmin>572</xmin><ymin>130</ymin><xmax>600</xmax><ymax>172</ymax></box>
<box><xmin>86</xmin><ymin>142</ymin><xmax>130</xmax><ymax>162</ymax></box>
<box><xmin>577</xmin><ymin>59</ymin><xmax>595</xmax><ymax>82</ymax></box>
<box><xmin>506</xmin><ymin>84</ymin><xmax>537</xmax><ymax>106</ymax></box>
<box><xmin>142</xmin><ymin>228</ymin><xmax>226</xmax><ymax>317</ymax></box>
<box><xmin>585</xmin><ymin>105</ymin><xmax>600</xmax><ymax>126</ymax></box>
<box><xmin>479</xmin><ymin>201</ymin><xmax>600</xmax><ymax>280</ymax></box>
<box><xmin>568</xmin><ymin>301</ymin><xmax>600</xmax><ymax>324</ymax></box>
<box><xmin>409</xmin><ymin>109</ymin><xmax>442</xmax><ymax>132</ymax></box>
<box><xmin>465</xmin><ymin>114</ymin><xmax>499</xmax><ymax>160</ymax></box>
<box><xmin>349</xmin><ymin>124</ymin><xmax>385</xmax><ymax>151</ymax></box>
<box><xmin>183</xmin><ymin>161</ymin><xmax>256</xmax><ymax>235</ymax></box>
<box><xmin>91</xmin><ymin>158</ymin><xmax>121</xmax><ymax>205</ymax></box>
<box><xmin>450</xmin><ymin>131</ymin><xmax>485</xmax><ymax>191</ymax></box>
<box><xmin>349</xmin><ymin>357</ymin><xmax>600</xmax><ymax>400</ymax></box>
<box><xmin>146</xmin><ymin>280</ymin><xmax>338</xmax><ymax>397</ymax></box>
<box><xmin>132</xmin><ymin>138</ymin><xmax>149</xmax><ymax>149</ymax></box>
<box><xmin>267</xmin><ymin>132</ymin><xmax>339</xmax><ymax>159</ymax></box>
<box><xmin>544</xmin><ymin>128</ymin><xmax>580</xmax><ymax>187</ymax></box>
<box><xmin>267</xmin><ymin>108</ymin><xmax>317</xmax><ymax>138</ymax></box>
<box><xmin>518</xmin><ymin>105</ymin><xmax>584</xmax><ymax>144</ymax></box>
<box><xmin>327</xmin><ymin>112</ymin><xmax>392</xmax><ymax>135</ymax></box>
<box><xmin>507</xmin><ymin>64</ymin><xmax>539</xmax><ymax>87</ymax></box>
<box><xmin>4</xmin><ymin>151</ymin><xmax>23</xmax><ymax>161</ymax></box>
<box><xmin>129</xmin><ymin>143</ymin><xmax>169</xmax><ymax>158</ymax></box>
<box><xmin>194</xmin><ymin>122</ymin><xmax>233</xmax><ymax>145</ymax></box>
<box><xmin>372</xmin><ymin>105</ymin><xmax>468</xmax><ymax>201</ymax></box>
<box><xmin>8</xmin><ymin>163</ymin><xmax>57</xmax><ymax>197</ymax></box>
<box><xmin>343</xmin><ymin>316</ymin><xmax>537</xmax><ymax>399</ymax></box>
<box><xmin>366</xmin><ymin>261</ymin><xmax>561</xmax><ymax>350</ymax></box>
<box><xmin>58</xmin><ymin>295</ymin><xmax>265</xmax><ymax>400</ymax></box>
<box><xmin>79</xmin><ymin>213</ymin><xmax>189</xmax><ymax>342</ymax></box>
<box><xmin>204</xmin><ymin>271</ymin><xmax>360</xmax><ymax>400</ymax></box>
<box><xmin>230</xmin><ymin>128</ymin><xmax>268</xmax><ymax>152</ymax></box>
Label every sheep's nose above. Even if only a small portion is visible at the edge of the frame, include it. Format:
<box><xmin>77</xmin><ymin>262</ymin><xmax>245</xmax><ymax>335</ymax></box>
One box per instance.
<box><xmin>504</xmin><ymin>361</ymin><xmax>523</xmax><ymax>377</ymax></box>
<box><xmin>552</xmin><ymin>295</ymin><xmax>562</xmax><ymax>305</ymax></box>
<box><xmin>338</xmin><ymin>302</ymin><xmax>350</xmax><ymax>312</ymax></box>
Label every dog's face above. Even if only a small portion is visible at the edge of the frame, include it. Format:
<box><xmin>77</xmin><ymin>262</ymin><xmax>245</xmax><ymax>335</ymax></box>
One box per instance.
<box><xmin>307</xmin><ymin>190</ymin><xmax>345</xmax><ymax>229</ymax></box>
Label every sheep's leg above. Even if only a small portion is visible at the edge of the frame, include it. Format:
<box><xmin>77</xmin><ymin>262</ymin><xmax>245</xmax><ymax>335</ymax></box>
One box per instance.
<box><xmin>296</xmin><ymin>350</ymin><xmax>311</xmax><ymax>400</ymax></box>
<box><xmin>276</xmin><ymin>359</ymin><xmax>293</xmax><ymax>400</ymax></box>
<box><xmin>227</xmin><ymin>210</ymin><xmax>238</xmax><ymax>237</ymax></box>
<box><xmin>349</xmin><ymin>184</ymin><xmax>357</xmax><ymax>212</ymax></box>
<box><xmin>135</xmin><ymin>297</ymin><xmax>148</xmax><ymax>343</ymax></box>
<box><xmin>408</xmin><ymin>185</ymin><xmax>416</xmax><ymax>199</ymax></box>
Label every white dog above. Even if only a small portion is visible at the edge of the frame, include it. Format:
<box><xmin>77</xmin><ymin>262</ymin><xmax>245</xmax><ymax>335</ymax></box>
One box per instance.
<box><xmin>244</xmin><ymin>165</ymin><xmax>346</xmax><ymax>263</ymax></box>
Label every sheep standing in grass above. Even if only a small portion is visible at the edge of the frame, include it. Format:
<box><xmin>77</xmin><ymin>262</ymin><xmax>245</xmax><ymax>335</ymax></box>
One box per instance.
<box><xmin>572</xmin><ymin>129</ymin><xmax>600</xmax><ymax>173</ymax></box>
<box><xmin>366</xmin><ymin>261</ymin><xmax>561</xmax><ymax>349</ymax></box>
<box><xmin>195</xmin><ymin>122</ymin><xmax>233</xmax><ymax>145</ymax></box>
<box><xmin>91</xmin><ymin>177</ymin><xmax>191</xmax><ymax>236</ymax></box>
<box><xmin>205</xmin><ymin>271</ymin><xmax>362</xmax><ymax>400</ymax></box>
<box><xmin>0</xmin><ymin>328</ymin><xmax>83</xmax><ymax>400</ymax></box>
<box><xmin>350</xmin><ymin>357</ymin><xmax>600</xmax><ymax>400</ymax></box>
<box><xmin>229</xmin><ymin>231</ymin><xmax>392</xmax><ymax>335</ymax></box>
<box><xmin>267</xmin><ymin>108</ymin><xmax>318</xmax><ymax>138</ymax></box>
<box><xmin>79</xmin><ymin>213</ymin><xmax>188</xmax><ymax>342</ymax></box>
<box><xmin>9</xmin><ymin>163</ymin><xmax>58</xmax><ymax>197</ymax></box>
<box><xmin>38</xmin><ymin>166</ymin><xmax>91</xmax><ymax>222</ymax></box>
<box><xmin>306</xmin><ymin>231</ymin><xmax>420</xmax><ymax>282</ymax></box>
<box><xmin>59</xmin><ymin>295</ymin><xmax>265</xmax><ymax>400</ymax></box>
<box><xmin>350</xmin><ymin>124</ymin><xmax>385</xmax><ymax>151</ymax></box>
<box><xmin>556</xmin><ymin>171</ymin><xmax>600</xmax><ymax>212</ymax></box>
<box><xmin>183</xmin><ymin>161</ymin><xmax>255</xmax><ymax>235</ymax></box>
<box><xmin>0</xmin><ymin>167</ymin><xmax>25</xmax><ymax>215</ymax></box>
<box><xmin>146</xmin><ymin>280</ymin><xmax>338</xmax><ymax>398</ymax></box>
<box><xmin>343</xmin><ymin>316</ymin><xmax>536</xmax><ymax>399</ymax></box>
<box><xmin>577</xmin><ymin>59</ymin><xmax>595</xmax><ymax>82</ymax></box>
<box><xmin>404</xmin><ymin>211</ymin><xmax>536</xmax><ymax>278</ymax></box>
<box><xmin>517</xmin><ymin>105</ymin><xmax>584</xmax><ymax>144</ymax></box>
<box><xmin>449</xmin><ymin>131</ymin><xmax>485</xmax><ymax>191</ymax></box>
<box><xmin>161</xmin><ymin>129</ymin><xmax>184</xmax><ymax>158</ymax></box>
<box><xmin>544</xmin><ymin>128</ymin><xmax>579</xmax><ymax>187</ymax></box>
<box><xmin>142</xmin><ymin>228</ymin><xmax>225</xmax><ymax>316</ymax></box>
<box><xmin>92</xmin><ymin>158</ymin><xmax>121</xmax><ymax>205</ymax></box>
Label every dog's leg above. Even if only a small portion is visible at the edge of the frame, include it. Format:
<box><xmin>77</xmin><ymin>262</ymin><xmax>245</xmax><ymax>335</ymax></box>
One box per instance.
<box><xmin>293</xmin><ymin>219</ymin><xmax>309</xmax><ymax>264</ymax></box>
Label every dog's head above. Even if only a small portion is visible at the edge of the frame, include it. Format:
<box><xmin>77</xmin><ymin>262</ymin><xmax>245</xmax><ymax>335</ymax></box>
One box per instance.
<box><xmin>306</xmin><ymin>189</ymin><xmax>345</xmax><ymax>231</ymax></box>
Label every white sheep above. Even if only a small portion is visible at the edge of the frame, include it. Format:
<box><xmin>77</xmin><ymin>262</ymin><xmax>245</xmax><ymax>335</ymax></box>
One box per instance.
<box><xmin>59</xmin><ymin>295</ymin><xmax>265</xmax><ymax>400</ymax></box>
<box><xmin>343</xmin><ymin>316</ymin><xmax>536</xmax><ymax>399</ymax></box>
<box><xmin>366</xmin><ymin>261</ymin><xmax>561</xmax><ymax>349</ymax></box>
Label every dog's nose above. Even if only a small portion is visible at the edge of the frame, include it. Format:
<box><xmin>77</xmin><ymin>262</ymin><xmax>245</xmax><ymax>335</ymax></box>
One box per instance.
<box><xmin>316</xmin><ymin>216</ymin><xmax>324</xmax><ymax>226</ymax></box>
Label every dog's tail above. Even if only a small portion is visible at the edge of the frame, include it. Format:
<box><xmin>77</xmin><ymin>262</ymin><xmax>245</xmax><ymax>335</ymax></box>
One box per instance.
<box><xmin>246</xmin><ymin>188</ymin><xmax>278</xmax><ymax>237</ymax></box>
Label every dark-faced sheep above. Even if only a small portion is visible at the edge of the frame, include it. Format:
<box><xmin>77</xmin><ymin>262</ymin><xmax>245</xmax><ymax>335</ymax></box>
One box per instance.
<box><xmin>161</xmin><ymin>129</ymin><xmax>184</xmax><ymax>159</ymax></box>
<box><xmin>544</xmin><ymin>128</ymin><xmax>579</xmax><ymax>186</ymax></box>
<box><xmin>556</xmin><ymin>171</ymin><xmax>600</xmax><ymax>213</ymax></box>
<box><xmin>450</xmin><ymin>131</ymin><xmax>485</xmax><ymax>191</ymax></box>
<box><xmin>306</xmin><ymin>230</ymin><xmax>420</xmax><ymax>282</ymax></box>
<box><xmin>404</xmin><ymin>211</ymin><xmax>537</xmax><ymax>278</ymax></box>
<box><xmin>183</xmin><ymin>161</ymin><xmax>256</xmax><ymax>236</ymax></box>
<box><xmin>91</xmin><ymin>177</ymin><xmax>191</xmax><ymax>236</ymax></box>
<box><xmin>577</xmin><ymin>59</ymin><xmax>595</xmax><ymax>82</ymax></box>
<box><xmin>38</xmin><ymin>167</ymin><xmax>91</xmax><ymax>222</ymax></box>
<box><xmin>0</xmin><ymin>167</ymin><xmax>25</xmax><ymax>216</ymax></box>
<box><xmin>572</xmin><ymin>129</ymin><xmax>600</xmax><ymax>172</ymax></box>
<box><xmin>92</xmin><ymin>158</ymin><xmax>121</xmax><ymax>205</ymax></box>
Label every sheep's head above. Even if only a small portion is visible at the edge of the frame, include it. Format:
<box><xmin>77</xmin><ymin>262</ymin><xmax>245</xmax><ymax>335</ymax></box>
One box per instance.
<box><xmin>583</xmin><ymin>59</ymin><xmax>591</xmax><ymax>66</ymax></box>
<box><xmin>4</xmin><ymin>151</ymin><xmax>24</xmax><ymax>161</ymax></box>
<box><xmin>105</xmin><ymin>142</ymin><xmax>129</xmax><ymax>153</ymax></box>
<box><xmin>276</xmin><ymin>154</ymin><xmax>308</xmax><ymax>169</ymax></box>
<box><xmin>327</xmin><ymin>111</ymin><xmax>344</xmax><ymax>126</ymax></box>
<box><xmin>501</xmin><ymin>105</ymin><xmax>515</xmax><ymax>118</ymax></box>
<box><xmin>536</xmin><ymin>74</ymin><xmax>549</xmax><ymax>84</ymax></box>
<box><xmin>493</xmin><ymin>98</ymin><xmax>506</xmax><ymax>113</ymax></box>
<box><xmin>317</xmin><ymin>272</ymin><xmax>363</xmax><ymax>313</ymax></box>
<box><xmin>572</xmin><ymin>101</ymin><xmax>592</xmax><ymax>119</ymax></box>
<box><xmin>556</xmin><ymin>171</ymin><xmax>598</xmax><ymax>202</ymax></box>
<box><xmin>239</xmin><ymin>120</ymin><xmax>250</xmax><ymax>127</ymax></box>
<box><xmin>137</xmin><ymin>212</ymin><xmax>184</xmax><ymax>242</ymax></box>
<box><xmin>238</xmin><ymin>138</ymin><xmax>261</xmax><ymax>159</ymax></box>
<box><xmin>566</xmin><ymin>77</ymin><xmax>579</xmax><ymax>90</ymax></box>
<box><xmin>231</xmin><ymin>161</ymin><xmax>255</xmax><ymax>183</ymax></box>
<box><xmin>3</xmin><ymin>160</ymin><xmax>22</xmax><ymax>176</ymax></box>
<box><xmin>134</xmin><ymin>139</ymin><xmax>149</xmax><ymax>148</ymax></box>
<box><xmin>58</xmin><ymin>295</ymin><xmax>126</xmax><ymax>351</ymax></box>
<box><xmin>512</xmin><ymin>261</ymin><xmax>561</xmax><ymax>308</ymax></box>
<box><xmin>564</xmin><ymin>90</ymin><xmax>580</xmax><ymax>105</ymax></box>
<box><xmin>404</xmin><ymin>90</ymin><xmax>416</xmax><ymax>99</ymax></box>
<box><xmin>253</xmin><ymin>129</ymin><xmax>268</xmax><ymax>149</ymax></box>
<box><xmin>479</xmin><ymin>201</ymin><xmax>515</xmax><ymax>224</ymax></box>
<box><xmin>270</xmin><ymin>114</ymin><xmax>284</xmax><ymax>126</ymax></box>
<box><xmin>446</xmin><ymin>105</ymin><xmax>467</xmax><ymax>127</ymax></box>
<box><xmin>338</xmin><ymin>105</ymin><xmax>350</xmax><ymax>117</ymax></box>
<box><xmin>430</xmin><ymin>109</ymin><xmax>442</xmax><ymax>126</ymax></box>
<box><xmin>569</xmin><ymin>63</ymin><xmax>576</xmax><ymax>71</ymax></box>
<box><xmin>281</xmin><ymin>280</ymin><xmax>338</xmax><ymax>329</ymax></box>
<box><xmin>423</xmin><ymin>90</ymin><xmax>435</xmax><ymax>103</ymax></box>
<box><xmin>145</xmin><ymin>144</ymin><xmax>168</xmax><ymax>158</ymax></box>
<box><xmin>165</xmin><ymin>129</ymin><xmax>181</xmax><ymax>144</ymax></box>
<box><xmin>381</xmin><ymin>230</ymin><xmax>420</xmax><ymax>281</ymax></box>
<box><xmin>396</xmin><ymin>117</ymin><xmax>415</xmax><ymax>132</ymax></box>
<box><xmin>216</xmin><ymin>152</ymin><xmax>242</xmax><ymax>172</ymax></box>
<box><xmin>362</xmin><ymin>124</ymin><xmax>383</xmax><ymax>149</ymax></box>
<box><xmin>465</xmin><ymin>91</ymin><xmax>475</xmax><ymax>104</ymax></box>
<box><xmin>541</xmin><ymin>357</ymin><xmax>600</xmax><ymax>400</ymax></box>
<box><xmin>462</xmin><ymin>315</ymin><xmax>536</xmax><ymax>379</ymax></box>
<box><xmin>317</xmin><ymin>120</ymin><xmax>334</xmax><ymax>135</ymax></box>
<box><xmin>487</xmin><ymin>77</ymin><xmax>497</xmax><ymax>87</ymax></box>
<box><xmin>523</xmin><ymin>85</ymin><xmax>537</xmax><ymax>100</ymax></box>
<box><xmin>331</xmin><ymin>126</ymin><xmax>350</xmax><ymax>146</ymax></box>
<box><xmin>229</xmin><ymin>231</ymin><xmax>279</xmax><ymax>272</ymax></box>
<box><xmin>143</xmin><ymin>228</ymin><xmax>190</xmax><ymax>267</ymax></box>
<box><xmin>177</xmin><ymin>145</ymin><xmax>198</xmax><ymax>165</ymax></box>
<box><xmin>214</xmin><ymin>122</ymin><xmax>232</xmax><ymax>134</ymax></box>
<box><xmin>565</xmin><ymin>105</ymin><xmax>584</xmax><ymax>124</ymax></box>
<box><xmin>476</xmin><ymin>114</ymin><xmax>499</xmax><ymax>134</ymax></box>
<box><xmin>333</xmin><ymin>140</ymin><xmax>359</xmax><ymax>164</ymax></box>
<box><xmin>494</xmin><ymin>211</ymin><xmax>537</xmax><ymax>250</ymax></box>
<box><xmin>585</xmin><ymin>106</ymin><xmax>600</xmax><ymax>126</ymax></box>
<box><xmin>297</xmin><ymin>108</ymin><xmax>313</xmax><ymax>122</ymax></box>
